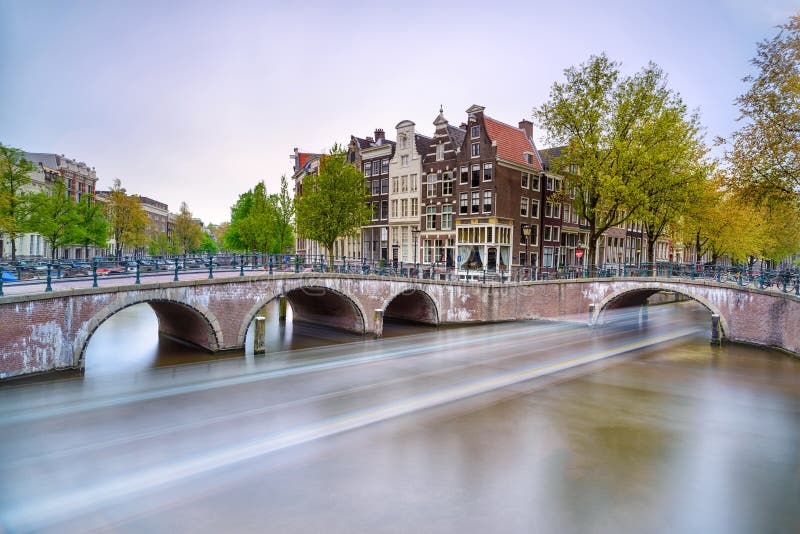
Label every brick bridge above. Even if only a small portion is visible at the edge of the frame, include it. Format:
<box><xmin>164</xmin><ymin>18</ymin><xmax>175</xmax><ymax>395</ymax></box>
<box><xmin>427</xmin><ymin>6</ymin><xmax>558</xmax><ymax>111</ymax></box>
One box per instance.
<box><xmin>1</xmin><ymin>274</ymin><xmax>798</xmax><ymax>379</ymax></box>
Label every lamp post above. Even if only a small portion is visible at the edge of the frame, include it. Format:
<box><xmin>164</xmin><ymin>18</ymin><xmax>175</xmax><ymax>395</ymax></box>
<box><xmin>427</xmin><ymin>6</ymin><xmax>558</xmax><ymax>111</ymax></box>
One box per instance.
<box><xmin>411</xmin><ymin>226</ymin><xmax>420</xmax><ymax>277</ymax></box>
<box><xmin>521</xmin><ymin>224</ymin><xmax>531</xmax><ymax>278</ymax></box>
<box><xmin>575</xmin><ymin>243</ymin><xmax>585</xmax><ymax>277</ymax></box>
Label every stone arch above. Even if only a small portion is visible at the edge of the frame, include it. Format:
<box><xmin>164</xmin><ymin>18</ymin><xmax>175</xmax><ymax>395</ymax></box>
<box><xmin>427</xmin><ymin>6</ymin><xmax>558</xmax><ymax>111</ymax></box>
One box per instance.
<box><xmin>593</xmin><ymin>282</ymin><xmax>729</xmax><ymax>337</ymax></box>
<box><xmin>382</xmin><ymin>287</ymin><xmax>440</xmax><ymax>325</ymax></box>
<box><xmin>237</xmin><ymin>289</ymin><xmax>281</xmax><ymax>346</ymax></box>
<box><xmin>74</xmin><ymin>295</ymin><xmax>224</xmax><ymax>368</ymax></box>
<box><xmin>237</xmin><ymin>284</ymin><xmax>368</xmax><ymax>342</ymax></box>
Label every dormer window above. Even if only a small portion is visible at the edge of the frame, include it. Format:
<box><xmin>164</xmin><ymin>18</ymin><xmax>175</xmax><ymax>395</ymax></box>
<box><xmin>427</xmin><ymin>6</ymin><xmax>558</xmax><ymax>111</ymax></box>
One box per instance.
<box><xmin>471</xmin><ymin>126</ymin><xmax>480</xmax><ymax>138</ymax></box>
<box><xmin>524</xmin><ymin>153</ymin><xmax>534</xmax><ymax>165</ymax></box>
<box><xmin>436</xmin><ymin>143</ymin><xmax>445</xmax><ymax>161</ymax></box>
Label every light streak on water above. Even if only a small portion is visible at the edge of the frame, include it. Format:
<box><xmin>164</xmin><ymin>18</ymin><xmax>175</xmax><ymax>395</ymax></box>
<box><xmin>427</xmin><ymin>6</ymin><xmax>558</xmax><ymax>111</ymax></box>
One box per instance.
<box><xmin>1</xmin><ymin>324</ymin><xmax>701</xmax><ymax>532</ymax></box>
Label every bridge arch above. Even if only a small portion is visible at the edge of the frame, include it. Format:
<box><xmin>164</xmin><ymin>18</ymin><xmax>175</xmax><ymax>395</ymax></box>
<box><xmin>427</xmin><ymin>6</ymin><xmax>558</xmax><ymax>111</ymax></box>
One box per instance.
<box><xmin>383</xmin><ymin>287</ymin><xmax>440</xmax><ymax>325</ymax></box>
<box><xmin>74</xmin><ymin>295</ymin><xmax>224</xmax><ymax>368</ymax></box>
<box><xmin>593</xmin><ymin>282</ymin><xmax>730</xmax><ymax>337</ymax></box>
<box><xmin>237</xmin><ymin>284</ymin><xmax>368</xmax><ymax>345</ymax></box>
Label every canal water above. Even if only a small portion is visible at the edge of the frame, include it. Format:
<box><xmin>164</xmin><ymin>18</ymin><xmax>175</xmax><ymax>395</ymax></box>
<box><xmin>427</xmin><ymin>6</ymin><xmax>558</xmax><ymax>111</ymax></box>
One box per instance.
<box><xmin>6</xmin><ymin>300</ymin><xmax>800</xmax><ymax>532</ymax></box>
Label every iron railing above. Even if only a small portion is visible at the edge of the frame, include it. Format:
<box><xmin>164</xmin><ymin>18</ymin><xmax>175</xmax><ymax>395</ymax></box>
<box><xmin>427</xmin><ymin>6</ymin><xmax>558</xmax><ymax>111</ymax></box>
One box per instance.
<box><xmin>0</xmin><ymin>255</ymin><xmax>798</xmax><ymax>297</ymax></box>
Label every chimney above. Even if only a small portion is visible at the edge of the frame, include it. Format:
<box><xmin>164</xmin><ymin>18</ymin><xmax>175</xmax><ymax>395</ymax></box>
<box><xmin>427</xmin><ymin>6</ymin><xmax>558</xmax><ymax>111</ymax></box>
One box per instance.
<box><xmin>459</xmin><ymin>122</ymin><xmax>467</xmax><ymax>130</ymax></box>
<box><xmin>374</xmin><ymin>128</ymin><xmax>385</xmax><ymax>143</ymax></box>
<box><xmin>366</xmin><ymin>136</ymin><xmax>374</xmax><ymax>143</ymax></box>
<box><xmin>519</xmin><ymin>120</ymin><xmax>533</xmax><ymax>139</ymax></box>
<box><xmin>292</xmin><ymin>147</ymin><xmax>300</xmax><ymax>171</ymax></box>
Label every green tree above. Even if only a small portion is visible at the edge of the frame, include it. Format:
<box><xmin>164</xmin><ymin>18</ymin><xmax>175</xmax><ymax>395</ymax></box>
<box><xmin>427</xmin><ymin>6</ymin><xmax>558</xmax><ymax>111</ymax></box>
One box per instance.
<box><xmin>722</xmin><ymin>14</ymin><xmax>800</xmax><ymax>208</ymax></box>
<box><xmin>238</xmin><ymin>182</ymin><xmax>273</xmax><ymax>254</ymax></box>
<box><xmin>171</xmin><ymin>202</ymin><xmax>203</xmax><ymax>254</ymax></box>
<box><xmin>195</xmin><ymin>232</ymin><xmax>218</xmax><ymax>254</ymax></box>
<box><xmin>104</xmin><ymin>179</ymin><xmax>149</xmax><ymax>258</ymax></box>
<box><xmin>295</xmin><ymin>144</ymin><xmax>371</xmax><ymax>268</ymax></box>
<box><xmin>224</xmin><ymin>190</ymin><xmax>254</xmax><ymax>251</ymax></box>
<box><xmin>147</xmin><ymin>231</ymin><xmax>175</xmax><ymax>256</ymax></box>
<box><xmin>28</xmin><ymin>180</ymin><xmax>80</xmax><ymax>260</ymax></box>
<box><xmin>535</xmin><ymin>55</ymin><xmax>705</xmax><ymax>271</ymax></box>
<box><xmin>73</xmin><ymin>195</ymin><xmax>108</xmax><ymax>259</ymax></box>
<box><xmin>270</xmin><ymin>174</ymin><xmax>295</xmax><ymax>253</ymax></box>
<box><xmin>0</xmin><ymin>144</ymin><xmax>35</xmax><ymax>261</ymax></box>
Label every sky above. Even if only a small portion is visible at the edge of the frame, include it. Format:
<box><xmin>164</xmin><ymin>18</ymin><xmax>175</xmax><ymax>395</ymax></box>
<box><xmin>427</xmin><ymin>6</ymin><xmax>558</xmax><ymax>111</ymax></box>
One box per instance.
<box><xmin>1</xmin><ymin>0</ymin><xmax>797</xmax><ymax>224</ymax></box>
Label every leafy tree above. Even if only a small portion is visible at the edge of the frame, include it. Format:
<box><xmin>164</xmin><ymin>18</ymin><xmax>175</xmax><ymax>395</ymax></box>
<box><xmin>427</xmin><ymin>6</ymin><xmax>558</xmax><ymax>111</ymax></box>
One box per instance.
<box><xmin>28</xmin><ymin>180</ymin><xmax>80</xmax><ymax>260</ymax></box>
<box><xmin>147</xmin><ymin>231</ymin><xmax>175</xmax><ymax>256</ymax></box>
<box><xmin>104</xmin><ymin>179</ymin><xmax>149</xmax><ymax>258</ymax></box>
<box><xmin>722</xmin><ymin>14</ymin><xmax>800</xmax><ymax>208</ymax></box>
<box><xmin>0</xmin><ymin>144</ymin><xmax>36</xmax><ymax>261</ymax></box>
<box><xmin>224</xmin><ymin>190</ymin><xmax>254</xmax><ymax>251</ymax></box>
<box><xmin>214</xmin><ymin>221</ymin><xmax>231</xmax><ymax>252</ymax></box>
<box><xmin>238</xmin><ymin>182</ymin><xmax>273</xmax><ymax>254</ymax></box>
<box><xmin>171</xmin><ymin>202</ymin><xmax>204</xmax><ymax>254</ymax></box>
<box><xmin>535</xmin><ymin>55</ymin><xmax>706</xmax><ymax>271</ymax></box>
<box><xmin>271</xmin><ymin>174</ymin><xmax>295</xmax><ymax>253</ymax></box>
<box><xmin>73</xmin><ymin>194</ymin><xmax>108</xmax><ymax>259</ymax></box>
<box><xmin>295</xmin><ymin>144</ymin><xmax>371</xmax><ymax>268</ymax></box>
<box><xmin>195</xmin><ymin>233</ymin><xmax>218</xmax><ymax>254</ymax></box>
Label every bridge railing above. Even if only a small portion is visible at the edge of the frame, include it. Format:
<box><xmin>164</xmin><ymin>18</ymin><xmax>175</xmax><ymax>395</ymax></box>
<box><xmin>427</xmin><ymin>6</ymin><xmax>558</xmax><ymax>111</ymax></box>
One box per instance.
<box><xmin>0</xmin><ymin>255</ymin><xmax>798</xmax><ymax>297</ymax></box>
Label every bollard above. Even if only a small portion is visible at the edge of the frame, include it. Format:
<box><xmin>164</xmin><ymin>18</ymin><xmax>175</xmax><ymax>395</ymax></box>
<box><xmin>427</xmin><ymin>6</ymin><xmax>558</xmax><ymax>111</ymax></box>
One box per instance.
<box><xmin>254</xmin><ymin>316</ymin><xmax>266</xmax><ymax>353</ymax></box>
<box><xmin>240</xmin><ymin>254</ymin><xmax>245</xmax><ymax>276</ymax></box>
<box><xmin>46</xmin><ymin>264</ymin><xmax>53</xmax><ymax>292</ymax></box>
<box><xmin>135</xmin><ymin>261</ymin><xmax>141</xmax><ymax>285</ymax></box>
<box><xmin>269</xmin><ymin>257</ymin><xmax>273</xmax><ymax>275</ymax></box>
<box><xmin>208</xmin><ymin>256</ymin><xmax>214</xmax><ymax>279</ymax></box>
<box><xmin>588</xmin><ymin>303</ymin><xmax>596</xmax><ymax>326</ymax></box>
<box><xmin>173</xmin><ymin>258</ymin><xmax>179</xmax><ymax>282</ymax></box>
<box><xmin>710</xmin><ymin>314</ymin><xmax>721</xmax><ymax>345</ymax></box>
<box><xmin>92</xmin><ymin>259</ymin><xmax>98</xmax><ymax>288</ymax></box>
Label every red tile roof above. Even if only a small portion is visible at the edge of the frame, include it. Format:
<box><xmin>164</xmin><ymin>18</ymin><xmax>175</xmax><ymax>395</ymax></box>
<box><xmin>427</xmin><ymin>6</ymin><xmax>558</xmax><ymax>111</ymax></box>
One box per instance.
<box><xmin>297</xmin><ymin>153</ymin><xmax>317</xmax><ymax>170</ymax></box>
<box><xmin>483</xmin><ymin>116</ymin><xmax>542</xmax><ymax>171</ymax></box>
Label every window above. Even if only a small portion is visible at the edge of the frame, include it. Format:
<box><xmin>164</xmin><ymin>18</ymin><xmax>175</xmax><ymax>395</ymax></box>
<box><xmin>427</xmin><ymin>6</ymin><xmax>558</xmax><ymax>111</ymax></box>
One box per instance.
<box><xmin>442</xmin><ymin>171</ymin><xmax>454</xmax><ymax>196</ymax></box>
<box><xmin>372</xmin><ymin>180</ymin><xmax>380</xmax><ymax>196</ymax></box>
<box><xmin>381</xmin><ymin>200</ymin><xmax>388</xmax><ymax>220</ymax></box>
<box><xmin>460</xmin><ymin>166</ymin><xmax>468</xmax><ymax>185</ymax></box>
<box><xmin>483</xmin><ymin>163</ymin><xmax>493</xmax><ymax>181</ymax></box>
<box><xmin>410</xmin><ymin>174</ymin><xmax>417</xmax><ymax>192</ymax></box>
<box><xmin>441</xmin><ymin>205</ymin><xmax>453</xmax><ymax>230</ymax></box>
<box><xmin>471</xmin><ymin>191</ymin><xmax>480</xmax><ymax>213</ymax></box>
<box><xmin>400</xmin><ymin>135</ymin><xmax>408</xmax><ymax>149</ymax></box>
<box><xmin>544</xmin><ymin>226</ymin><xmax>551</xmax><ymax>241</ymax></box>
<box><xmin>382</xmin><ymin>159</ymin><xmax>389</xmax><ymax>175</ymax></box>
<box><xmin>546</xmin><ymin>176</ymin><xmax>553</xmax><ymax>191</ymax></box>
<box><xmin>401</xmin><ymin>199</ymin><xmax>408</xmax><ymax>217</ymax></box>
<box><xmin>525</xmin><ymin>153</ymin><xmax>534</xmax><ymax>165</ymax></box>
<box><xmin>471</xmin><ymin>165</ymin><xmax>480</xmax><ymax>187</ymax></box>
<box><xmin>401</xmin><ymin>155</ymin><xmax>409</xmax><ymax>167</ymax></box>
<box><xmin>471</xmin><ymin>125</ymin><xmax>480</xmax><ymax>138</ymax></box>
<box><xmin>528</xmin><ymin>224</ymin><xmax>539</xmax><ymax>246</ymax></box>
<box><xmin>427</xmin><ymin>174</ymin><xmax>437</xmax><ymax>198</ymax></box>
<box><xmin>471</xmin><ymin>142</ymin><xmax>480</xmax><ymax>157</ymax></box>
<box><xmin>520</xmin><ymin>231</ymin><xmax>528</xmax><ymax>245</ymax></box>
<box><xmin>411</xmin><ymin>198</ymin><xmax>418</xmax><ymax>216</ymax></box>
<box><xmin>530</xmin><ymin>252</ymin><xmax>539</xmax><ymax>268</ymax></box>
<box><xmin>426</xmin><ymin>206</ymin><xmax>437</xmax><ymax>230</ymax></box>
<box><xmin>372</xmin><ymin>202</ymin><xmax>379</xmax><ymax>220</ymax></box>
<box><xmin>483</xmin><ymin>191</ymin><xmax>492</xmax><ymax>213</ymax></box>
<box><xmin>563</xmin><ymin>204</ymin><xmax>571</xmax><ymax>222</ymax></box>
<box><xmin>391</xmin><ymin>200</ymin><xmax>398</xmax><ymax>218</ymax></box>
<box><xmin>521</xmin><ymin>172</ymin><xmax>529</xmax><ymax>189</ymax></box>
<box><xmin>531</xmin><ymin>173</ymin><xmax>540</xmax><ymax>191</ymax></box>
<box><xmin>460</xmin><ymin>192</ymin><xmax>468</xmax><ymax>214</ymax></box>
<box><xmin>520</xmin><ymin>197</ymin><xmax>529</xmax><ymax>217</ymax></box>
<box><xmin>401</xmin><ymin>175</ymin><xmax>408</xmax><ymax>192</ymax></box>
<box><xmin>392</xmin><ymin>177</ymin><xmax>398</xmax><ymax>193</ymax></box>
<box><xmin>543</xmin><ymin>246</ymin><xmax>554</xmax><ymax>268</ymax></box>
<box><xmin>552</xmin><ymin>226</ymin><xmax>560</xmax><ymax>242</ymax></box>
<box><xmin>553</xmin><ymin>203</ymin><xmax>561</xmax><ymax>218</ymax></box>
<box><xmin>569</xmin><ymin>163</ymin><xmax>578</xmax><ymax>174</ymax></box>
<box><xmin>545</xmin><ymin>201</ymin><xmax>554</xmax><ymax>218</ymax></box>
<box><xmin>364</xmin><ymin>162</ymin><xmax>372</xmax><ymax>177</ymax></box>
<box><xmin>530</xmin><ymin>199</ymin><xmax>540</xmax><ymax>218</ymax></box>
<box><xmin>436</xmin><ymin>143</ymin><xmax>445</xmax><ymax>161</ymax></box>
<box><xmin>381</xmin><ymin>177</ymin><xmax>389</xmax><ymax>195</ymax></box>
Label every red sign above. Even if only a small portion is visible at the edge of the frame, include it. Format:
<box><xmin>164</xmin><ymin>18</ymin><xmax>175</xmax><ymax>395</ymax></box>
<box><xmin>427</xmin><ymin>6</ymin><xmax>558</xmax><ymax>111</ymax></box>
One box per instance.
<box><xmin>575</xmin><ymin>249</ymin><xmax>584</xmax><ymax>259</ymax></box>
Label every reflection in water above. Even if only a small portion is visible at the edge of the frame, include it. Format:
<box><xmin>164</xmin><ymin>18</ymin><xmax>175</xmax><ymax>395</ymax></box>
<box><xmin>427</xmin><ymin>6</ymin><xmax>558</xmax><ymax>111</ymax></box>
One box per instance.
<box><xmin>9</xmin><ymin>301</ymin><xmax>800</xmax><ymax>532</ymax></box>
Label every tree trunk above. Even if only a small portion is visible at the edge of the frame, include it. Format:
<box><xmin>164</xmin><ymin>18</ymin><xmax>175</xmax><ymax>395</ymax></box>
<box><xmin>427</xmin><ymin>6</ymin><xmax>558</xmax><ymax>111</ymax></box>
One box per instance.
<box><xmin>327</xmin><ymin>246</ymin><xmax>335</xmax><ymax>273</ymax></box>
<box><xmin>647</xmin><ymin>237</ymin><xmax>657</xmax><ymax>276</ymax></box>
<box><xmin>11</xmin><ymin>238</ymin><xmax>17</xmax><ymax>262</ymax></box>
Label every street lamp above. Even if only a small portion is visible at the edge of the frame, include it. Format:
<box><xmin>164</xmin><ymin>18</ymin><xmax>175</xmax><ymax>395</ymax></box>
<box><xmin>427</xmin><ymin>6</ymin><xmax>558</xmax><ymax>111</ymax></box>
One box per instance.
<box><xmin>411</xmin><ymin>226</ymin><xmax>420</xmax><ymax>275</ymax></box>
<box><xmin>521</xmin><ymin>223</ymin><xmax>531</xmax><ymax>265</ymax></box>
